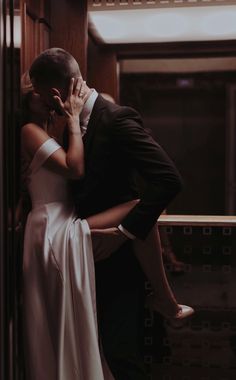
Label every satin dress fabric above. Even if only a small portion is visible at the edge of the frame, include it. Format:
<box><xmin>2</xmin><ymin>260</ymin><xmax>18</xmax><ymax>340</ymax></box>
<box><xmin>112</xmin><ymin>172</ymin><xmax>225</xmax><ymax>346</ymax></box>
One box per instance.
<box><xmin>23</xmin><ymin>138</ymin><xmax>114</xmax><ymax>380</ymax></box>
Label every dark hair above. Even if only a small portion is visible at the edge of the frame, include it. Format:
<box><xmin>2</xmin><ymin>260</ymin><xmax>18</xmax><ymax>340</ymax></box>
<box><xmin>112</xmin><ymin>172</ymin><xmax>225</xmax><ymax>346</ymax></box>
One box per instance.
<box><xmin>20</xmin><ymin>91</ymin><xmax>34</xmax><ymax>126</ymax></box>
<box><xmin>29</xmin><ymin>48</ymin><xmax>81</xmax><ymax>88</ymax></box>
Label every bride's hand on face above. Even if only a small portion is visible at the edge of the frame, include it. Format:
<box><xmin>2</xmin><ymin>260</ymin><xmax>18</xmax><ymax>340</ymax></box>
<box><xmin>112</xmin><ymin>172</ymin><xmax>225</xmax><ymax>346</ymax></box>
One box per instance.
<box><xmin>51</xmin><ymin>77</ymin><xmax>88</xmax><ymax>122</ymax></box>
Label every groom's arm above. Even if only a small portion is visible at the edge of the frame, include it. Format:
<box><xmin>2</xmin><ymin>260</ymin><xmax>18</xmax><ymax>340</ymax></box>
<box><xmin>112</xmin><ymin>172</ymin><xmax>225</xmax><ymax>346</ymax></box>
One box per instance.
<box><xmin>111</xmin><ymin>107</ymin><xmax>183</xmax><ymax>240</ymax></box>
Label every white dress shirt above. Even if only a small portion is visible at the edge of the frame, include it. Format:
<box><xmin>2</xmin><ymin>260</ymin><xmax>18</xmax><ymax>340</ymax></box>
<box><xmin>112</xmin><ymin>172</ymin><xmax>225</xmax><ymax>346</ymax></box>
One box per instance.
<box><xmin>80</xmin><ymin>89</ymin><xmax>98</xmax><ymax>135</ymax></box>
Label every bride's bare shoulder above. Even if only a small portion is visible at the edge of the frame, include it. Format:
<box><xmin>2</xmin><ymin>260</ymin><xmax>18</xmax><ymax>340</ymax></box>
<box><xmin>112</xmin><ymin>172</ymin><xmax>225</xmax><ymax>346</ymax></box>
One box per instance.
<box><xmin>21</xmin><ymin>123</ymin><xmax>49</xmax><ymax>157</ymax></box>
<box><xmin>21</xmin><ymin>122</ymin><xmax>46</xmax><ymax>137</ymax></box>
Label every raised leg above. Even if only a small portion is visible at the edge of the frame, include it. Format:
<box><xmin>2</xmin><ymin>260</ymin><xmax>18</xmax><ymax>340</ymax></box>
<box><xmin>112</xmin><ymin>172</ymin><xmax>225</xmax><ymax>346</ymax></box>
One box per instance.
<box><xmin>87</xmin><ymin>201</ymin><xmax>183</xmax><ymax>318</ymax></box>
<box><xmin>133</xmin><ymin>224</ymin><xmax>180</xmax><ymax>317</ymax></box>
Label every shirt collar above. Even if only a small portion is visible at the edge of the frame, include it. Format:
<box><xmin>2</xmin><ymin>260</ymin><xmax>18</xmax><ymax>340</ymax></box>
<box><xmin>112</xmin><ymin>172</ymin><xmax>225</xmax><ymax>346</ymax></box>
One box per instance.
<box><xmin>80</xmin><ymin>89</ymin><xmax>98</xmax><ymax>125</ymax></box>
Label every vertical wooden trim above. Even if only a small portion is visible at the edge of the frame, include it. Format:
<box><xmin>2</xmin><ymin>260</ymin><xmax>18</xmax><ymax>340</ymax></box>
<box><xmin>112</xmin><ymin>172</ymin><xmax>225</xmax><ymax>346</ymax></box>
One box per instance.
<box><xmin>50</xmin><ymin>0</ymin><xmax>88</xmax><ymax>77</ymax></box>
<box><xmin>0</xmin><ymin>1</ymin><xmax>5</xmax><ymax>379</ymax></box>
<box><xmin>20</xmin><ymin>1</ymin><xmax>26</xmax><ymax>74</ymax></box>
<box><xmin>21</xmin><ymin>0</ymin><xmax>51</xmax><ymax>75</ymax></box>
<box><xmin>21</xmin><ymin>1</ymin><xmax>39</xmax><ymax>74</ymax></box>
<box><xmin>225</xmin><ymin>84</ymin><xmax>236</xmax><ymax>214</ymax></box>
<box><xmin>1</xmin><ymin>1</ymin><xmax>23</xmax><ymax>378</ymax></box>
<box><xmin>87</xmin><ymin>38</ymin><xmax>119</xmax><ymax>101</ymax></box>
<box><xmin>38</xmin><ymin>21</ymin><xmax>50</xmax><ymax>53</ymax></box>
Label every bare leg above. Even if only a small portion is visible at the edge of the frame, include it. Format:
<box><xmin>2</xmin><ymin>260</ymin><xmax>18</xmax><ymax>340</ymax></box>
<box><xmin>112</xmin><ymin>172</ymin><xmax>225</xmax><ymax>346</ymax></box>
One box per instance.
<box><xmin>133</xmin><ymin>224</ymin><xmax>180</xmax><ymax>317</ymax></box>
<box><xmin>86</xmin><ymin>199</ymin><xmax>139</xmax><ymax>229</ymax></box>
<box><xmin>87</xmin><ymin>201</ymin><xmax>180</xmax><ymax>317</ymax></box>
<box><xmin>159</xmin><ymin>226</ymin><xmax>185</xmax><ymax>273</ymax></box>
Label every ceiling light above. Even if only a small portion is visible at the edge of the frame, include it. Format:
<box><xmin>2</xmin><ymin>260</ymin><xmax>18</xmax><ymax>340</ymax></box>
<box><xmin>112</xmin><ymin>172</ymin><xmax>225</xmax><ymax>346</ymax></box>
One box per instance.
<box><xmin>146</xmin><ymin>12</ymin><xmax>189</xmax><ymax>38</ymax></box>
<box><xmin>89</xmin><ymin>14</ymin><xmax>128</xmax><ymax>42</ymax></box>
<box><xmin>89</xmin><ymin>5</ymin><xmax>236</xmax><ymax>44</ymax></box>
<box><xmin>201</xmin><ymin>9</ymin><xmax>236</xmax><ymax>37</ymax></box>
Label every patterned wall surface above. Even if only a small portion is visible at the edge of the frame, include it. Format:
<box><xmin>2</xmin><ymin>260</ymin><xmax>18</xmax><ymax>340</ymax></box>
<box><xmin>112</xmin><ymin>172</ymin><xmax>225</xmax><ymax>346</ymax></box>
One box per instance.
<box><xmin>144</xmin><ymin>225</ymin><xmax>236</xmax><ymax>380</ymax></box>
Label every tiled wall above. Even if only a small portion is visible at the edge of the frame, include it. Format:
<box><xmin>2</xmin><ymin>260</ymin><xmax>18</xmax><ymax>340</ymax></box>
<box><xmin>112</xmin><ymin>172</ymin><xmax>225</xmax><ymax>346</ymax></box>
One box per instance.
<box><xmin>144</xmin><ymin>226</ymin><xmax>236</xmax><ymax>380</ymax></box>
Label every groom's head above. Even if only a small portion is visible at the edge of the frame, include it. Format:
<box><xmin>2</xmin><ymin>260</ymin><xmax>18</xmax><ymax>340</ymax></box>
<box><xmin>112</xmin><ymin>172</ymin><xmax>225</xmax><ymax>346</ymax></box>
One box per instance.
<box><xmin>29</xmin><ymin>48</ymin><xmax>81</xmax><ymax>111</ymax></box>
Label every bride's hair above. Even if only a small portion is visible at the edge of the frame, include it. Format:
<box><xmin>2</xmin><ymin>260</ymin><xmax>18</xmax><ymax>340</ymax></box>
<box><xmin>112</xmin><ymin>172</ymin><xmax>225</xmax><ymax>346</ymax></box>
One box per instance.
<box><xmin>21</xmin><ymin>70</ymin><xmax>34</xmax><ymax>94</ymax></box>
<box><xmin>20</xmin><ymin>71</ymin><xmax>34</xmax><ymax>125</ymax></box>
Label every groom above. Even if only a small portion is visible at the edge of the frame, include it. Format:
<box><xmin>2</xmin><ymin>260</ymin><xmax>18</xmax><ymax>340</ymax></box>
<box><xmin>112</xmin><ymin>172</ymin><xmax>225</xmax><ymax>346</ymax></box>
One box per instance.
<box><xmin>29</xmin><ymin>48</ymin><xmax>183</xmax><ymax>380</ymax></box>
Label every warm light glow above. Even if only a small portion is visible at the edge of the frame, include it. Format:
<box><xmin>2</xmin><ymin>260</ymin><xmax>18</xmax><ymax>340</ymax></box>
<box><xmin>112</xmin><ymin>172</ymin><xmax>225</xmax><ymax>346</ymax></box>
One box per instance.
<box><xmin>146</xmin><ymin>11</ymin><xmax>189</xmax><ymax>38</ymax></box>
<box><xmin>89</xmin><ymin>5</ymin><xmax>236</xmax><ymax>44</ymax></box>
<box><xmin>201</xmin><ymin>9</ymin><xmax>236</xmax><ymax>37</ymax></box>
<box><xmin>6</xmin><ymin>15</ymin><xmax>21</xmax><ymax>48</ymax></box>
<box><xmin>89</xmin><ymin>14</ymin><xmax>128</xmax><ymax>42</ymax></box>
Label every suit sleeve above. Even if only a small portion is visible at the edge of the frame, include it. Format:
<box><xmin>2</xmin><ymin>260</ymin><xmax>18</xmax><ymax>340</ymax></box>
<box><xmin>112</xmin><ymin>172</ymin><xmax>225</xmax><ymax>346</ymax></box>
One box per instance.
<box><xmin>111</xmin><ymin>107</ymin><xmax>183</xmax><ymax>240</ymax></box>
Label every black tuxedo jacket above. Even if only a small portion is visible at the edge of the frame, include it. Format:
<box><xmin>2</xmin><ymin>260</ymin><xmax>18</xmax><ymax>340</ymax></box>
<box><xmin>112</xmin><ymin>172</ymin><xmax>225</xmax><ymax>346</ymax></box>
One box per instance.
<box><xmin>71</xmin><ymin>94</ymin><xmax>182</xmax><ymax>240</ymax></box>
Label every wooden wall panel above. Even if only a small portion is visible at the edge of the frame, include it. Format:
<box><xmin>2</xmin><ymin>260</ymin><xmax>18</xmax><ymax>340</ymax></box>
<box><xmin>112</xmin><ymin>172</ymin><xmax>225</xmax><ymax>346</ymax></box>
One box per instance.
<box><xmin>21</xmin><ymin>0</ymin><xmax>51</xmax><ymax>74</ymax></box>
<box><xmin>24</xmin><ymin>0</ymin><xmax>40</xmax><ymax>16</ymax></box>
<box><xmin>87</xmin><ymin>37</ymin><xmax>119</xmax><ymax>102</ymax></box>
<box><xmin>38</xmin><ymin>22</ymin><xmax>50</xmax><ymax>53</ymax></box>
<box><xmin>225</xmin><ymin>85</ymin><xmax>236</xmax><ymax>214</ymax></box>
<box><xmin>21</xmin><ymin>3</ymin><xmax>38</xmax><ymax>73</ymax></box>
<box><xmin>39</xmin><ymin>0</ymin><xmax>50</xmax><ymax>23</ymax></box>
<box><xmin>50</xmin><ymin>0</ymin><xmax>88</xmax><ymax>78</ymax></box>
<box><xmin>1</xmin><ymin>1</ymin><xmax>23</xmax><ymax>378</ymax></box>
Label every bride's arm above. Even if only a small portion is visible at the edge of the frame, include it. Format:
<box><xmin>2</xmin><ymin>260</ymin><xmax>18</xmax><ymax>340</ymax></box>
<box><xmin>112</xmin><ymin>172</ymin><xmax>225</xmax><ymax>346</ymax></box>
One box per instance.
<box><xmin>21</xmin><ymin>78</ymin><xmax>87</xmax><ymax>179</ymax></box>
<box><xmin>86</xmin><ymin>199</ymin><xmax>139</xmax><ymax>229</ymax></box>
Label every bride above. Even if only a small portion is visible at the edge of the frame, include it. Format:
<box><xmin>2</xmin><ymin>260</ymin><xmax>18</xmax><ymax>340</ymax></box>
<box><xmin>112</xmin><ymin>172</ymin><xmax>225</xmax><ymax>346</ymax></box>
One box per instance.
<box><xmin>21</xmin><ymin>74</ymin><xmax>193</xmax><ymax>380</ymax></box>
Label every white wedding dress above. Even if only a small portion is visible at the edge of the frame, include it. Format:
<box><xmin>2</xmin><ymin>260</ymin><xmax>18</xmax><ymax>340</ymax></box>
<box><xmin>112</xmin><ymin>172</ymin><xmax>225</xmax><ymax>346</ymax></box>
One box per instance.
<box><xmin>23</xmin><ymin>138</ymin><xmax>114</xmax><ymax>380</ymax></box>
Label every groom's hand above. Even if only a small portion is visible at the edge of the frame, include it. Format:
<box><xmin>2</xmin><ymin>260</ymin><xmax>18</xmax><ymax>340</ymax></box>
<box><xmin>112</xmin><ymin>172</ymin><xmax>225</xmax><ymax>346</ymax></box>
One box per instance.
<box><xmin>91</xmin><ymin>227</ymin><xmax>128</xmax><ymax>262</ymax></box>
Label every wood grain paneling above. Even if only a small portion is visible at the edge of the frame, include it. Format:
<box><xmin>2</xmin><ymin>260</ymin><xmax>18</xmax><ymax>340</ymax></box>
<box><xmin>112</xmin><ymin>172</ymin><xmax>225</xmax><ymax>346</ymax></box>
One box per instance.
<box><xmin>21</xmin><ymin>5</ymin><xmax>38</xmax><ymax>73</ymax></box>
<box><xmin>21</xmin><ymin>0</ymin><xmax>51</xmax><ymax>73</ymax></box>
<box><xmin>87</xmin><ymin>37</ymin><xmax>119</xmax><ymax>101</ymax></box>
<box><xmin>39</xmin><ymin>0</ymin><xmax>50</xmax><ymax>23</ymax></box>
<box><xmin>24</xmin><ymin>0</ymin><xmax>40</xmax><ymax>16</ymax></box>
<box><xmin>50</xmin><ymin>0</ymin><xmax>88</xmax><ymax>77</ymax></box>
<box><xmin>38</xmin><ymin>21</ymin><xmax>50</xmax><ymax>54</ymax></box>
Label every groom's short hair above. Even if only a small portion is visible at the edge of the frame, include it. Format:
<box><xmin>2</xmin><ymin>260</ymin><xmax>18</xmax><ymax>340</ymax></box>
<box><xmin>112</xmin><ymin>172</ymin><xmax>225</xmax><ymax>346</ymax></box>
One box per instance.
<box><xmin>29</xmin><ymin>48</ymin><xmax>81</xmax><ymax>88</ymax></box>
